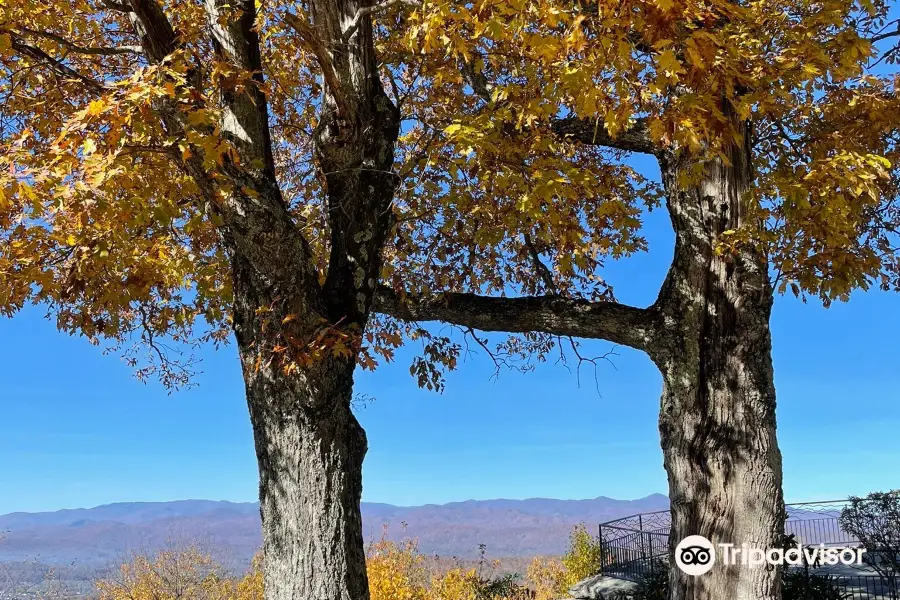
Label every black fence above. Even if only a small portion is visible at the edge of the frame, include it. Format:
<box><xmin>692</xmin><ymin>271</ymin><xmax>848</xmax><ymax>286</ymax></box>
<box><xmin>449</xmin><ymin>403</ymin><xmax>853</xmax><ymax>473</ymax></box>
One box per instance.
<box><xmin>598</xmin><ymin>509</ymin><xmax>671</xmax><ymax>581</ymax></box>
<box><xmin>840</xmin><ymin>576</ymin><xmax>898</xmax><ymax>600</ymax></box>
<box><xmin>597</xmin><ymin>500</ymin><xmax>898</xmax><ymax>600</ymax></box>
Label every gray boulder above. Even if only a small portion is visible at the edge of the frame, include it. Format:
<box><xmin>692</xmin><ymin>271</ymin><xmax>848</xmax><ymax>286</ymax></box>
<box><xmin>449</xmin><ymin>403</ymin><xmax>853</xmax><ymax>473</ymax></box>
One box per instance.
<box><xmin>568</xmin><ymin>574</ymin><xmax>639</xmax><ymax>599</ymax></box>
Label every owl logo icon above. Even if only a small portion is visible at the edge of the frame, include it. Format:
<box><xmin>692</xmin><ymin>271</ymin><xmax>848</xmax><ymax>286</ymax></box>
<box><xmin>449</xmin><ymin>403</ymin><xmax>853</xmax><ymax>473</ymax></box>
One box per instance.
<box><xmin>675</xmin><ymin>535</ymin><xmax>716</xmax><ymax>576</ymax></box>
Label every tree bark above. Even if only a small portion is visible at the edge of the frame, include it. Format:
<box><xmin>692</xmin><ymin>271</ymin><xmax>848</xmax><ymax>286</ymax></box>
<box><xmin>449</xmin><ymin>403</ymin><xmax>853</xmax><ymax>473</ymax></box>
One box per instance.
<box><xmin>652</xmin><ymin>133</ymin><xmax>785</xmax><ymax>600</ymax></box>
<box><xmin>230</xmin><ymin>250</ymin><xmax>373</xmax><ymax>600</ymax></box>
<box><xmin>225</xmin><ymin>103</ymin><xmax>397</xmax><ymax>600</ymax></box>
<box><xmin>373</xmin><ymin>288</ymin><xmax>660</xmax><ymax>351</ymax></box>
<box><xmin>372</xmin><ymin>116</ymin><xmax>786</xmax><ymax>600</ymax></box>
<box><xmin>242</xmin><ymin>350</ymin><xmax>369</xmax><ymax>600</ymax></box>
<box><xmin>211</xmin><ymin>0</ymin><xmax>399</xmax><ymax>596</ymax></box>
<box><xmin>197</xmin><ymin>0</ymin><xmax>399</xmax><ymax>596</ymax></box>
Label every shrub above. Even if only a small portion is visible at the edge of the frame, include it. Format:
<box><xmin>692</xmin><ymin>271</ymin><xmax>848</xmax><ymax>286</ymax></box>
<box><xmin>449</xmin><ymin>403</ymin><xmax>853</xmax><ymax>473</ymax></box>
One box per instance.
<box><xmin>840</xmin><ymin>490</ymin><xmax>900</xmax><ymax>598</ymax></box>
<box><xmin>95</xmin><ymin>534</ymin><xmax>575</xmax><ymax>600</ymax></box>
<box><xmin>235</xmin><ymin>555</ymin><xmax>263</xmax><ymax>600</ymax></box>
<box><xmin>525</xmin><ymin>556</ymin><xmax>568</xmax><ymax>600</ymax></box>
<box><xmin>559</xmin><ymin>523</ymin><xmax>605</xmax><ymax>590</ymax></box>
<box><xmin>95</xmin><ymin>546</ymin><xmax>243</xmax><ymax>600</ymax></box>
<box><xmin>782</xmin><ymin>570</ymin><xmax>850</xmax><ymax>600</ymax></box>
<box><xmin>366</xmin><ymin>537</ymin><xmax>429</xmax><ymax>600</ymax></box>
<box><xmin>428</xmin><ymin>545</ymin><xmax>535</xmax><ymax>600</ymax></box>
<box><xmin>631</xmin><ymin>563</ymin><xmax>669</xmax><ymax>600</ymax></box>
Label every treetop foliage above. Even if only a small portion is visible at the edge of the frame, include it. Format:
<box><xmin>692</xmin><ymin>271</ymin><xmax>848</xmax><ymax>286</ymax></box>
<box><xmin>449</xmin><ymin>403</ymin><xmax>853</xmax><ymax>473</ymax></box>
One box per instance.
<box><xmin>1</xmin><ymin>0</ymin><xmax>898</xmax><ymax>386</ymax></box>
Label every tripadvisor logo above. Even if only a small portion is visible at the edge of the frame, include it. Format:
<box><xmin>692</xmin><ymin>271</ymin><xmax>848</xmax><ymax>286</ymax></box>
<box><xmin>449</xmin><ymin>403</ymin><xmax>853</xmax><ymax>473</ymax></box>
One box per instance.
<box><xmin>675</xmin><ymin>536</ymin><xmax>716</xmax><ymax>576</ymax></box>
<box><xmin>674</xmin><ymin>535</ymin><xmax>867</xmax><ymax>576</ymax></box>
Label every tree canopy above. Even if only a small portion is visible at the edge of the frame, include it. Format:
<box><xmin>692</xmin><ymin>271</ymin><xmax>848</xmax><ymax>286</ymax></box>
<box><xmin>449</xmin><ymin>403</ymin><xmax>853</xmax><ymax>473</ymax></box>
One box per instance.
<box><xmin>4</xmin><ymin>2</ymin><xmax>899</xmax><ymax>599</ymax></box>
<box><xmin>1</xmin><ymin>0</ymin><xmax>898</xmax><ymax>381</ymax></box>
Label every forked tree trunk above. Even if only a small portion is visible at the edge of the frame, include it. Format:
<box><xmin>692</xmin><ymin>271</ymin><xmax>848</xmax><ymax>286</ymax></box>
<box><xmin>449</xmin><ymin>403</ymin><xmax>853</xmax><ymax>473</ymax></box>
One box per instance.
<box><xmin>654</xmin><ymin>132</ymin><xmax>785</xmax><ymax>600</ymax></box>
<box><xmin>114</xmin><ymin>0</ymin><xmax>397</xmax><ymax>596</ymax></box>
<box><xmin>231</xmin><ymin>264</ymin><xmax>372</xmax><ymax>600</ymax></box>
<box><xmin>226</xmin><ymin>27</ymin><xmax>399</xmax><ymax>598</ymax></box>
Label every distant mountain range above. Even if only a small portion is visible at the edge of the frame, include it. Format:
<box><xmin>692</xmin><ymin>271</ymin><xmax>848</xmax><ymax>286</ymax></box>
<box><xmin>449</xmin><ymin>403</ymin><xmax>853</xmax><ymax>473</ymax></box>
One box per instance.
<box><xmin>0</xmin><ymin>495</ymin><xmax>668</xmax><ymax>582</ymax></box>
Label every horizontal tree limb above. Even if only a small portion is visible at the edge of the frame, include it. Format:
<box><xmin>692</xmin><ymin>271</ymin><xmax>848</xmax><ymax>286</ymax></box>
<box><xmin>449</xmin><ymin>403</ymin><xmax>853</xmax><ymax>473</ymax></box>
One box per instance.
<box><xmin>550</xmin><ymin>115</ymin><xmax>658</xmax><ymax>155</ymax></box>
<box><xmin>15</xmin><ymin>28</ymin><xmax>142</xmax><ymax>55</ymax></box>
<box><xmin>373</xmin><ymin>285</ymin><xmax>661</xmax><ymax>353</ymax></box>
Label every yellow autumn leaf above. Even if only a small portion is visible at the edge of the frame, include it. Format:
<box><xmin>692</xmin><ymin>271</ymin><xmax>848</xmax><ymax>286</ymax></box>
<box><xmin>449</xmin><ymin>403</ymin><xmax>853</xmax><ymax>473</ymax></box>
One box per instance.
<box><xmin>657</xmin><ymin>49</ymin><xmax>684</xmax><ymax>78</ymax></box>
<box><xmin>87</xmin><ymin>99</ymin><xmax>105</xmax><ymax>117</ymax></box>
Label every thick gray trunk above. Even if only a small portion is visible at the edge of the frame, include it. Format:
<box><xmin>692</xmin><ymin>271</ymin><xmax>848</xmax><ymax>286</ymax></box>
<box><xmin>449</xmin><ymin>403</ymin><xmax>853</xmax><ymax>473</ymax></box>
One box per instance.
<box><xmin>120</xmin><ymin>0</ymin><xmax>397</xmax><ymax>598</ymax></box>
<box><xmin>224</xmin><ymin>89</ymin><xmax>397</xmax><ymax>600</ymax></box>
<box><xmin>654</xmin><ymin>136</ymin><xmax>785</xmax><ymax>600</ymax></box>
<box><xmin>220</xmin><ymin>0</ymin><xmax>398</xmax><ymax>594</ymax></box>
<box><xmin>247</xmin><ymin>363</ymin><xmax>368</xmax><ymax>600</ymax></box>
<box><xmin>232</xmin><ymin>265</ymin><xmax>370</xmax><ymax>600</ymax></box>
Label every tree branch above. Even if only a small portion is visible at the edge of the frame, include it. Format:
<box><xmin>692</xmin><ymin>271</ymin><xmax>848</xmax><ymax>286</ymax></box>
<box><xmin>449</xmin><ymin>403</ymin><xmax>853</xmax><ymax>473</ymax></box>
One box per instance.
<box><xmin>126</xmin><ymin>0</ymin><xmax>177</xmax><ymax>62</ymax></box>
<box><xmin>341</xmin><ymin>0</ymin><xmax>420</xmax><ymax>43</ymax></box>
<box><xmin>550</xmin><ymin>115</ymin><xmax>658</xmax><ymax>155</ymax></box>
<box><xmin>110</xmin><ymin>0</ymin><xmax>318</xmax><ymax>297</ymax></box>
<box><xmin>197</xmin><ymin>0</ymin><xmax>318</xmax><ymax>293</ymax></box>
<box><xmin>206</xmin><ymin>0</ymin><xmax>279</xmax><ymax>176</ymax></box>
<box><xmin>459</xmin><ymin>52</ymin><xmax>658</xmax><ymax>155</ymax></box>
<box><xmin>373</xmin><ymin>286</ymin><xmax>660</xmax><ymax>353</ymax></box>
<box><xmin>283</xmin><ymin>12</ymin><xmax>352</xmax><ymax>119</ymax></box>
<box><xmin>15</xmin><ymin>28</ymin><xmax>142</xmax><ymax>55</ymax></box>
<box><xmin>868</xmin><ymin>19</ymin><xmax>900</xmax><ymax>43</ymax></box>
<box><xmin>10</xmin><ymin>38</ymin><xmax>107</xmax><ymax>94</ymax></box>
<box><xmin>522</xmin><ymin>232</ymin><xmax>558</xmax><ymax>294</ymax></box>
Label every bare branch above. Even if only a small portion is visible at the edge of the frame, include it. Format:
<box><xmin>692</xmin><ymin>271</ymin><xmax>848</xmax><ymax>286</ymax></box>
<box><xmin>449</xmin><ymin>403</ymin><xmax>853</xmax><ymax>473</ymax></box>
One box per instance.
<box><xmin>522</xmin><ymin>232</ymin><xmax>558</xmax><ymax>294</ymax></box>
<box><xmin>9</xmin><ymin>37</ymin><xmax>107</xmax><ymax>94</ymax></box>
<box><xmin>868</xmin><ymin>19</ymin><xmax>900</xmax><ymax>43</ymax></box>
<box><xmin>373</xmin><ymin>285</ymin><xmax>660</xmax><ymax>353</ymax></box>
<box><xmin>15</xmin><ymin>27</ymin><xmax>142</xmax><ymax>55</ymax></box>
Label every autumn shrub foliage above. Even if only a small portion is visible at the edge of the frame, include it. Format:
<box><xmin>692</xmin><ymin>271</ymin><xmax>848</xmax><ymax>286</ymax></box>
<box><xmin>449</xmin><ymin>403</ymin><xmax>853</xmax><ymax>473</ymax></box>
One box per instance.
<box><xmin>96</xmin><ymin>547</ymin><xmax>259</xmax><ymax>600</ymax></box>
<box><xmin>97</xmin><ymin>526</ymin><xmax>599</xmax><ymax>600</ymax></box>
<box><xmin>558</xmin><ymin>523</ymin><xmax>605</xmax><ymax>590</ymax></box>
<box><xmin>367</xmin><ymin>525</ymin><xmax>604</xmax><ymax>600</ymax></box>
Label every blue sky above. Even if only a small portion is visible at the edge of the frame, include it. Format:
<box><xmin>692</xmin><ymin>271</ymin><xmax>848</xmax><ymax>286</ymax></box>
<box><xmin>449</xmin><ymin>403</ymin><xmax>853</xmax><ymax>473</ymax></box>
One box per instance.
<box><xmin>1</xmin><ymin>155</ymin><xmax>899</xmax><ymax>515</ymax></box>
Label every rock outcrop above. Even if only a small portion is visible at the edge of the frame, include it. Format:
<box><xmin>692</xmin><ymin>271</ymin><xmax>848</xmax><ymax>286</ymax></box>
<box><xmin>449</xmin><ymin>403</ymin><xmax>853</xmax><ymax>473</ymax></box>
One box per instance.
<box><xmin>568</xmin><ymin>574</ymin><xmax>639</xmax><ymax>599</ymax></box>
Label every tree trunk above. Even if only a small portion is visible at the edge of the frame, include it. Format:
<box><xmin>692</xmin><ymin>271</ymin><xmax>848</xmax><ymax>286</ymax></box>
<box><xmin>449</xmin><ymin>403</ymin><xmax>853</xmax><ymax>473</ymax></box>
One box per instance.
<box><xmin>247</xmin><ymin>360</ymin><xmax>369</xmax><ymax>600</ymax></box>
<box><xmin>654</xmin><ymin>131</ymin><xmax>785</xmax><ymax>600</ymax></box>
<box><xmin>231</xmin><ymin>260</ymin><xmax>372</xmax><ymax>600</ymax></box>
<box><xmin>223</xmin><ymin>45</ymin><xmax>398</xmax><ymax>599</ymax></box>
<box><xmin>367</xmin><ymin>104</ymin><xmax>786</xmax><ymax>600</ymax></box>
<box><xmin>106</xmin><ymin>0</ymin><xmax>398</xmax><ymax>598</ymax></box>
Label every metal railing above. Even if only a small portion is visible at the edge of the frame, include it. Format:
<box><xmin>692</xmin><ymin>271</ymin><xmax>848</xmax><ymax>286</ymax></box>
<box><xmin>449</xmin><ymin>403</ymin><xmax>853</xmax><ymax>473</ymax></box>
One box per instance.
<box><xmin>785</xmin><ymin>500</ymin><xmax>860</xmax><ymax>547</ymax></box>
<box><xmin>596</xmin><ymin>500</ymin><xmax>896</xmax><ymax>599</ymax></box>
<box><xmin>837</xmin><ymin>575</ymin><xmax>897</xmax><ymax>600</ymax></box>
